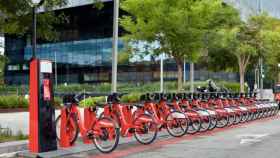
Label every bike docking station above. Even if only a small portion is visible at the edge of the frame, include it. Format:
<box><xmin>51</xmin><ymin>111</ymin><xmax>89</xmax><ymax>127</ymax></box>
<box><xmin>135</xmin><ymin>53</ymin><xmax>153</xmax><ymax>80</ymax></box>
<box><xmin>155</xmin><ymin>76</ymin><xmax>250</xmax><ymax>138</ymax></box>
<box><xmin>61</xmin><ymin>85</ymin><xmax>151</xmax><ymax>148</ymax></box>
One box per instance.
<box><xmin>59</xmin><ymin>97</ymin><xmax>94</xmax><ymax>147</ymax></box>
<box><xmin>18</xmin><ymin>58</ymin><xmax>101</xmax><ymax>157</ymax></box>
<box><xmin>18</xmin><ymin>58</ymin><xmax>57</xmax><ymax>157</ymax></box>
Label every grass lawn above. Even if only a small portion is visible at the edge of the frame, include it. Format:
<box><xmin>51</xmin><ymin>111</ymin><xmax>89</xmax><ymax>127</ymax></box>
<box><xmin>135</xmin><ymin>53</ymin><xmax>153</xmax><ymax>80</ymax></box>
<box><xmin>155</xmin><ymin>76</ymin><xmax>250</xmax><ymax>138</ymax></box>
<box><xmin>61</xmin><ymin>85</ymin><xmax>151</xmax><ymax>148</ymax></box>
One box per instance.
<box><xmin>0</xmin><ymin>128</ymin><xmax>27</xmax><ymax>143</ymax></box>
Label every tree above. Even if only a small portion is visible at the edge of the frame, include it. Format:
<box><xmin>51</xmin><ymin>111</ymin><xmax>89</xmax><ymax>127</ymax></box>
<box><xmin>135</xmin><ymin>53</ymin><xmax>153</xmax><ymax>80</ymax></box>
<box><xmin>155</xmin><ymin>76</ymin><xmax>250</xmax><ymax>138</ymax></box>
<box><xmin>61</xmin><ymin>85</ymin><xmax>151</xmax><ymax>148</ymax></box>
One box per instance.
<box><xmin>118</xmin><ymin>51</ymin><xmax>131</xmax><ymax>65</ymax></box>
<box><xmin>0</xmin><ymin>0</ymin><xmax>67</xmax><ymax>41</ymax></box>
<box><xmin>218</xmin><ymin>25</ymin><xmax>257</xmax><ymax>92</ymax></box>
<box><xmin>120</xmin><ymin>0</ymin><xmax>240</xmax><ymax>91</ymax></box>
<box><xmin>254</xmin><ymin>15</ymin><xmax>280</xmax><ymax>83</ymax></box>
<box><xmin>0</xmin><ymin>0</ymin><xmax>67</xmax><ymax>84</ymax></box>
<box><xmin>0</xmin><ymin>55</ymin><xmax>7</xmax><ymax>84</ymax></box>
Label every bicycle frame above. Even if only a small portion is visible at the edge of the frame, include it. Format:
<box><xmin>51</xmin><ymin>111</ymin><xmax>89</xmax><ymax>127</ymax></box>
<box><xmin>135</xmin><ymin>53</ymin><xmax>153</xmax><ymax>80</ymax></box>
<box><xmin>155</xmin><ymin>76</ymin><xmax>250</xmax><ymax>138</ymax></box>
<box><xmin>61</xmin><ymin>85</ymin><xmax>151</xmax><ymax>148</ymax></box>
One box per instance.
<box><xmin>60</xmin><ymin>104</ymin><xmax>116</xmax><ymax>147</ymax></box>
<box><xmin>103</xmin><ymin>102</ymin><xmax>153</xmax><ymax>137</ymax></box>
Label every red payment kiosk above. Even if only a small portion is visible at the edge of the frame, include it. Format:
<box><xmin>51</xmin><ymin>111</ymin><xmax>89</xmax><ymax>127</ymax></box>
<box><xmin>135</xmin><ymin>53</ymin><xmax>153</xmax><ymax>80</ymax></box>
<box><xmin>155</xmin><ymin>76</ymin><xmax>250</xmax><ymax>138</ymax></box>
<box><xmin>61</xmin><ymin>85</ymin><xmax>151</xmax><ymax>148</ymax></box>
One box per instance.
<box><xmin>29</xmin><ymin>58</ymin><xmax>57</xmax><ymax>153</ymax></box>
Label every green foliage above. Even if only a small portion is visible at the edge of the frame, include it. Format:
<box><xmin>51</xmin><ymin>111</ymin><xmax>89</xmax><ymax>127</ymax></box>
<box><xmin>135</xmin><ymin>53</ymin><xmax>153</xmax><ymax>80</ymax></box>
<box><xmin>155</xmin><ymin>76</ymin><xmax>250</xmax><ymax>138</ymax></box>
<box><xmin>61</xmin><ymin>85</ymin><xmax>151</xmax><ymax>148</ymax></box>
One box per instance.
<box><xmin>0</xmin><ymin>126</ymin><xmax>28</xmax><ymax>143</ymax></box>
<box><xmin>120</xmin><ymin>0</ymin><xmax>241</xmax><ymax>90</ymax></box>
<box><xmin>218</xmin><ymin>81</ymin><xmax>241</xmax><ymax>92</ymax></box>
<box><xmin>212</xmin><ymin>13</ymin><xmax>280</xmax><ymax>91</ymax></box>
<box><xmin>79</xmin><ymin>96</ymin><xmax>106</xmax><ymax>108</ymax></box>
<box><xmin>0</xmin><ymin>0</ymin><xmax>67</xmax><ymax>41</ymax></box>
<box><xmin>0</xmin><ymin>85</ymin><xmax>28</xmax><ymax>95</ymax></box>
<box><xmin>0</xmin><ymin>95</ymin><xmax>28</xmax><ymax>109</ymax></box>
<box><xmin>92</xmin><ymin>0</ymin><xmax>104</xmax><ymax>10</ymax></box>
<box><xmin>118</xmin><ymin>51</ymin><xmax>130</xmax><ymax>65</ymax></box>
<box><xmin>0</xmin><ymin>55</ymin><xmax>8</xmax><ymax>85</ymax></box>
<box><xmin>54</xmin><ymin>96</ymin><xmax>62</xmax><ymax>107</ymax></box>
<box><xmin>55</xmin><ymin>83</ymin><xmax>111</xmax><ymax>93</ymax></box>
<box><xmin>250</xmin><ymin>14</ymin><xmax>280</xmax><ymax>81</ymax></box>
<box><xmin>120</xmin><ymin>93</ymin><xmax>142</xmax><ymax>103</ymax></box>
<box><xmin>218</xmin><ymin>26</ymin><xmax>257</xmax><ymax>59</ymax></box>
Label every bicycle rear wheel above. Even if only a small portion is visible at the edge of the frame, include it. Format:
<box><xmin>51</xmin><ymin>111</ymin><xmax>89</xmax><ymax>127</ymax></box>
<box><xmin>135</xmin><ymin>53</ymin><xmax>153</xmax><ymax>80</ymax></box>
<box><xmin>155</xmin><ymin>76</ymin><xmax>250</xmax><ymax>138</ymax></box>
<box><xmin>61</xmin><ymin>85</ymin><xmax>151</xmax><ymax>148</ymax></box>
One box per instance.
<box><xmin>208</xmin><ymin>115</ymin><xmax>217</xmax><ymax>130</ymax></box>
<box><xmin>134</xmin><ymin>113</ymin><xmax>158</xmax><ymax>145</ymax></box>
<box><xmin>200</xmin><ymin>115</ymin><xmax>211</xmax><ymax>132</ymax></box>
<box><xmin>240</xmin><ymin>111</ymin><xmax>249</xmax><ymax>123</ymax></box>
<box><xmin>216</xmin><ymin>115</ymin><xmax>229</xmax><ymax>128</ymax></box>
<box><xmin>166</xmin><ymin>111</ymin><xmax>188</xmax><ymax>137</ymax></box>
<box><xmin>55</xmin><ymin>114</ymin><xmax>79</xmax><ymax>145</ymax></box>
<box><xmin>92</xmin><ymin>117</ymin><xmax>120</xmax><ymax>153</ymax></box>
<box><xmin>187</xmin><ymin>117</ymin><xmax>201</xmax><ymax>134</ymax></box>
<box><xmin>227</xmin><ymin>114</ymin><xmax>235</xmax><ymax>126</ymax></box>
<box><xmin>234</xmin><ymin>113</ymin><xmax>242</xmax><ymax>124</ymax></box>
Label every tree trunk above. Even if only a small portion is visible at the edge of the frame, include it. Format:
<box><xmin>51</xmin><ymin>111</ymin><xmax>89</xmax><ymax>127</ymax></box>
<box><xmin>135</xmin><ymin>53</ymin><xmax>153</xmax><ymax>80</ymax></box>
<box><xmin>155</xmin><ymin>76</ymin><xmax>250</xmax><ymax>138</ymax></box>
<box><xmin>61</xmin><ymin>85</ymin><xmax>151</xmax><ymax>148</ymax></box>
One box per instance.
<box><xmin>239</xmin><ymin>63</ymin><xmax>245</xmax><ymax>93</ymax></box>
<box><xmin>175</xmin><ymin>59</ymin><xmax>183</xmax><ymax>92</ymax></box>
<box><xmin>238</xmin><ymin>55</ymin><xmax>250</xmax><ymax>93</ymax></box>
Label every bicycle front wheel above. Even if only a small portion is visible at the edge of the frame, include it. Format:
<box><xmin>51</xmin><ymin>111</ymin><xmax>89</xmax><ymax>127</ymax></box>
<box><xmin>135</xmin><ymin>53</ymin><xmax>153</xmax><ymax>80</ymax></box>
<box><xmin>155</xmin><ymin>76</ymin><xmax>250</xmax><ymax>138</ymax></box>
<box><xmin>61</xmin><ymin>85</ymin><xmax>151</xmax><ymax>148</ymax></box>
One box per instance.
<box><xmin>92</xmin><ymin>117</ymin><xmax>120</xmax><ymax>153</ymax></box>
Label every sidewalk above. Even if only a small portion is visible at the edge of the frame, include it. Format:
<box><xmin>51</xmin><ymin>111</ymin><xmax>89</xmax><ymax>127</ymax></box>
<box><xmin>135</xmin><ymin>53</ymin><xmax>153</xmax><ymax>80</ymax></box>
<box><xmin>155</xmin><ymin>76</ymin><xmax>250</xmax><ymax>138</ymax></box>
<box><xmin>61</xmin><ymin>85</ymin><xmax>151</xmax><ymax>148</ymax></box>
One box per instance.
<box><xmin>0</xmin><ymin>140</ymin><xmax>27</xmax><ymax>156</ymax></box>
<box><xmin>0</xmin><ymin>110</ymin><xmax>61</xmax><ymax>135</ymax></box>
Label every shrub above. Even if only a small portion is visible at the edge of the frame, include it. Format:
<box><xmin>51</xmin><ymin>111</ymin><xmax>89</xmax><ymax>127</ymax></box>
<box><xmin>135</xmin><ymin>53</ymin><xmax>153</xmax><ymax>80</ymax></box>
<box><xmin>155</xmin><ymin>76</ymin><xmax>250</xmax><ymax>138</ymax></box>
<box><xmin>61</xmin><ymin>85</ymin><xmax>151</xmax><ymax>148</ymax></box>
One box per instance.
<box><xmin>0</xmin><ymin>126</ymin><xmax>28</xmax><ymax>143</ymax></box>
<box><xmin>0</xmin><ymin>95</ymin><xmax>28</xmax><ymax>109</ymax></box>
<box><xmin>53</xmin><ymin>97</ymin><xmax>63</xmax><ymax>107</ymax></box>
<box><xmin>218</xmin><ymin>81</ymin><xmax>243</xmax><ymax>92</ymax></box>
<box><xmin>79</xmin><ymin>96</ymin><xmax>107</xmax><ymax>108</ymax></box>
<box><xmin>120</xmin><ymin>93</ymin><xmax>142</xmax><ymax>103</ymax></box>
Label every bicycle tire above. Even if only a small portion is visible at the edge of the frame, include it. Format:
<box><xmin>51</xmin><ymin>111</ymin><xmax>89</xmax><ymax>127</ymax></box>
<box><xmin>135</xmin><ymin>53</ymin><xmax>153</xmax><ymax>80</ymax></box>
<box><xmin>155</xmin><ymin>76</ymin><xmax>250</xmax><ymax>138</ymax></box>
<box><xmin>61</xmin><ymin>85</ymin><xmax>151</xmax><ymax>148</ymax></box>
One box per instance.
<box><xmin>187</xmin><ymin>117</ymin><xmax>201</xmax><ymax>134</ymax></box>
<box><xmin>55</xmin><ymin>114</ymin><xmax>79</xmax><ymax>145</ymax></box>
<box><xmin>133</xmin><ymin>113</ymin><xmax>158</xmax><ymax>145</ymax></box>
<box><xmin>199</xmin><ymin>114</ymin><xmax>211</xmax><ymax>132</ymax></box>
<box><xmin>92</xmin><ymin>117</ymin><xmax>120</xmax><ymax>153</ymax></box>
<box><xmin>166</xmin><ymin>111</ymin><xmax>188</xmax><ymax>137</ymax></box>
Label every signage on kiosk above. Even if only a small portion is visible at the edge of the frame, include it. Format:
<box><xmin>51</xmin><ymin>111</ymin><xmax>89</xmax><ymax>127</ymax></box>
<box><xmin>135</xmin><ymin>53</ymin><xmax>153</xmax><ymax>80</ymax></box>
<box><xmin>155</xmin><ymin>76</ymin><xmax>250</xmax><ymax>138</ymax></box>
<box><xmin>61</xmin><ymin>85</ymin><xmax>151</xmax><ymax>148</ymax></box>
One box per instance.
<box><xmin>29</xmin><ymin>58</ymin><xmax>57</xmax><ymax>153</ymax></box>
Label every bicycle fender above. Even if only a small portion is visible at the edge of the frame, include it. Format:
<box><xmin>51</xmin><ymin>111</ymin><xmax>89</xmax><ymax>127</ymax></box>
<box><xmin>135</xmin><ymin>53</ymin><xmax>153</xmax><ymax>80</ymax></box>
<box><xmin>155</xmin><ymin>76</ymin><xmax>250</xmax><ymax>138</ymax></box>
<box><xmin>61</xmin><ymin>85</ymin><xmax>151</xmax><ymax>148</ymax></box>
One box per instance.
<box><xmin>170</xmin><ymin>112</ymin><xmax>186</xmax><ymax>119</ymax></box>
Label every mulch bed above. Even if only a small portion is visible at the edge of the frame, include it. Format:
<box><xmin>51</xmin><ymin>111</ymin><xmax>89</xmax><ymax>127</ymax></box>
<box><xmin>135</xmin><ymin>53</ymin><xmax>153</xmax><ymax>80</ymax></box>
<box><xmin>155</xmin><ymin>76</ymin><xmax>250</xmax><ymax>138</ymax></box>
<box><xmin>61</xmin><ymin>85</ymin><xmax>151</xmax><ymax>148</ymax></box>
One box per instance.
<box><xmin>0</xmin><ymin>108</ymin><xmax>28</xmax><ymax>113</ymax></box>
<box><xmin>0</xmin><ymin>107</ymin><xmax>62</xmax><ymax>113</ymax></box>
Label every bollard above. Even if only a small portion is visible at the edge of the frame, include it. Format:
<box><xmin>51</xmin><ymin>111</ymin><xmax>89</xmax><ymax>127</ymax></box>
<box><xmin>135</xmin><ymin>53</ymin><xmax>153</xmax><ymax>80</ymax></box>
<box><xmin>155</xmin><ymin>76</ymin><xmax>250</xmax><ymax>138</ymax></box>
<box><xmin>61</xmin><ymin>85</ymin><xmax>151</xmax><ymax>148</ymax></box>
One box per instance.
<box><xmin>59</xmin><ymin>108</ymin><xmax>72</xmax><ymax>147</ymax></box>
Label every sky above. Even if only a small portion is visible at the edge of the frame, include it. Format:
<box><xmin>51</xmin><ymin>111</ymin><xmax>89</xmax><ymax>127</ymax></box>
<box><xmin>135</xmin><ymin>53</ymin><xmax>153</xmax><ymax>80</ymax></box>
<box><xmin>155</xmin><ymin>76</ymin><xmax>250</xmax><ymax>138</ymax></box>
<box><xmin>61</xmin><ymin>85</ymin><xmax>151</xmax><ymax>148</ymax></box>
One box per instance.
<box><xmin>44</xmin><ymin>0</ymin><xmax>280</xmax><ymax>20</ymax></box>
<box><xmin>225</xmin><ymin>0</ymin><xmax>280</xmax><ymax>19</ymax></box>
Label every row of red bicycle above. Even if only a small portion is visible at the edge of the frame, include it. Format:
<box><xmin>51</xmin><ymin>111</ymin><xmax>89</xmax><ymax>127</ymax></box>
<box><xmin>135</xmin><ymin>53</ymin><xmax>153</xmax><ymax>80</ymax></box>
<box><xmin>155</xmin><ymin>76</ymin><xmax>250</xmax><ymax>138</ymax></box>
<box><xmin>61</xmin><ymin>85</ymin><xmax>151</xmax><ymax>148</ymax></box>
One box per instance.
<box><xmin>55</xmin><ymin>92</ymin><xmax>279</xmax><ymax>153</ymax></box>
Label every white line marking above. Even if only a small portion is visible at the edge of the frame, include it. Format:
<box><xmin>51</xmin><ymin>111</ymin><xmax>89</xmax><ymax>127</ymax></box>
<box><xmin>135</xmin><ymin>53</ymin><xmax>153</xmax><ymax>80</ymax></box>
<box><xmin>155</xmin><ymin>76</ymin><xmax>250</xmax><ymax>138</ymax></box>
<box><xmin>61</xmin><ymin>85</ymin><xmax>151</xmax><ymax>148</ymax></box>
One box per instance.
<box><xmin>237</xmin><ymin>134</ymin><xmax>269</xmax><ymax>145</ymax></box>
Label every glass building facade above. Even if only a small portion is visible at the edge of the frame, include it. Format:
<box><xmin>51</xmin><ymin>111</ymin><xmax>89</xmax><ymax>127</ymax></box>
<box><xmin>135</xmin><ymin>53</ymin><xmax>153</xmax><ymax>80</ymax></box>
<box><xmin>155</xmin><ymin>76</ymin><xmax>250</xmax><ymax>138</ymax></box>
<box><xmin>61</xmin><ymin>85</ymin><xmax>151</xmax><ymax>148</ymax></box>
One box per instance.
<box><xmin>4</xmin><ymin>0</ymin><xmax>243</xmax><ymax>85</ymax></box>
<box><xmin>4</xmin><ymin>1</ymin><xmax>123</xmax><ymax>85</ymax></box>
<box><xmin>24</xmin><ymin>38</ymin><xmax>124</xmax><ymax>66</ymax></box>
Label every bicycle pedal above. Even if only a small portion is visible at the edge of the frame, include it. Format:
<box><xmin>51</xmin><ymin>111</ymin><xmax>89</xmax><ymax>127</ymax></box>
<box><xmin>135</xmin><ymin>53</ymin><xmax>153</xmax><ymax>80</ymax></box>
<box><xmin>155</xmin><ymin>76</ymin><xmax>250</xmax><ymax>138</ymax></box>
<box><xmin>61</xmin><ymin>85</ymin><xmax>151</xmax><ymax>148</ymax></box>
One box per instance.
<box><xmin>86</xmin><ymin>130</ymin><xmax>94</xmax><ymax>139</ymax></box>
<box><xmin>128</xmin><ymin>128</ymin><xmax>135</xmax><ymax>133</ymax></box>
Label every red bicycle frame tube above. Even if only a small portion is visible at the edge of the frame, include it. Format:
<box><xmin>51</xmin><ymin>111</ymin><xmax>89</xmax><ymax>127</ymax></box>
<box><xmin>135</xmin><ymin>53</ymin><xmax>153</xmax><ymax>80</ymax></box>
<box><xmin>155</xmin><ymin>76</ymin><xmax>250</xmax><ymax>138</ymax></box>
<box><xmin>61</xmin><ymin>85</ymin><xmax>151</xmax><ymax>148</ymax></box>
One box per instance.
<box><xmin>60</xmin><ymin>104</ymin><xmax>116</xmax><ymax>147</ymax></box>
<box><xmin>103</xmin><ymin>103</ymin><xmax>152</xmax><ymax>137</ymax></box>
<box><xmin>144</xmin><ymin>102</ymin><xmax>165</xmax><ymax>125</ymax></box>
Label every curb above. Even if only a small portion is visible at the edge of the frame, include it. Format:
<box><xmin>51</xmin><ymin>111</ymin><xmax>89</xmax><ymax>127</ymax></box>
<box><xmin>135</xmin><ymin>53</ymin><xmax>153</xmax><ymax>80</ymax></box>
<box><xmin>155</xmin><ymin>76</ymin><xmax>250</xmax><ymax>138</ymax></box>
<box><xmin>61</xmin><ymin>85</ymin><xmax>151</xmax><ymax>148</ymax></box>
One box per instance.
<box><xmin>1</xmin><ymin>115</ymin><xmax>279</xmax><ymax>157</ymax></box>
<box><xmin>17</xmin><ymin>143</ymin><xmax>96</xmax><ymax>158</ymax></box>
<box><xmin>0</xmin><ymin>140</ymin><xmax>27</xmax><ymax>155</ymax></box>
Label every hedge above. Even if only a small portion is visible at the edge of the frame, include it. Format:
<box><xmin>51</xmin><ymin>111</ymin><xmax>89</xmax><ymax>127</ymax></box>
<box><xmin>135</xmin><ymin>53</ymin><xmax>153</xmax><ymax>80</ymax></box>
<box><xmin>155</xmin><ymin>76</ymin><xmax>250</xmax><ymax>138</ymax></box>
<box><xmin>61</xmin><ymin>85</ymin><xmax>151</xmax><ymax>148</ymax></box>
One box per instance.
<box><xmin>79</xmin><ymin>96</ymin><xmax>107</xmax><ymax>108</ymax></box>
<box><xmin>120</xmin><ymin>93</ymin><xmax>142</xmax><ymax>103</ymax></box>
<box><xmin>0</xmin><ymin>96</ymin><xmax>62</xmax><ymax>109</ymax></box>
<box><xmin>0</xmin><ymin>95</ymin><xmax>28</xmax><ymax>109</ymax></box>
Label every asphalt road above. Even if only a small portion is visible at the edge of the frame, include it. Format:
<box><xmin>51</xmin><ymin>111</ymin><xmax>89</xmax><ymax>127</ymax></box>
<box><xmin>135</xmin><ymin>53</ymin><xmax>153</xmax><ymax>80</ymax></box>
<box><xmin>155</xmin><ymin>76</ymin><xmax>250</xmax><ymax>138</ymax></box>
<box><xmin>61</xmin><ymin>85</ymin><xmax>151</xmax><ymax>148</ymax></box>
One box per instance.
<box><xmin>64</xmin><ymin>115</ymin><xmax>280</xmax><ymax>158</ymax></box>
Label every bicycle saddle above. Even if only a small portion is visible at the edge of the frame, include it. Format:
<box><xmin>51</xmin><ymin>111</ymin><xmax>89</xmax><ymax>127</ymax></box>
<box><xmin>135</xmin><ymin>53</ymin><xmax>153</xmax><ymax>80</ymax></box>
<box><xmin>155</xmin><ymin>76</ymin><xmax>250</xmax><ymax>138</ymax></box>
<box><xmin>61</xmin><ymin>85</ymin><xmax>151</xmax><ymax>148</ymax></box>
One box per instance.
<box><xmin>63</xmin><ymin>94</ymin><xmax>77</xmax><ymax>106</ymax></box>
<box><xmin>176</xmin><ymin>93</ymin><xmax>184</xmax><ymax>100</ymax></box>
<box><xmin>107</xmin><ymin>93</ymin><xmax>122</xmax><ymax>103</ymax></box>
<box><xmin>153</xmin><ymin>93</ymin><xmax>167</xmax><ymax>101</ymax></box>
<box><xmin>134</xmin><ymin>103</ymin><xmax>144</xmax><ymax>108</ymax></box>
<box><xmin>140</xmin><ymin>93</ymin><xmax>155</xmax><ymax>102</ymax></box>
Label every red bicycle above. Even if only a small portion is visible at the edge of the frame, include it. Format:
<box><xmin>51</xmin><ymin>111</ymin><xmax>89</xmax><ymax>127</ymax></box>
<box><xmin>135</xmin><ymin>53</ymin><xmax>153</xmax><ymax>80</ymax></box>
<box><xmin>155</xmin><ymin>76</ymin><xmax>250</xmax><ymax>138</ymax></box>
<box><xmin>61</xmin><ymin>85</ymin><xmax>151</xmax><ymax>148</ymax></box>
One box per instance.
<box><xmin>176</xmin><ymin>93</ymin><xmax>212</xmax><ymax>133</ymax></box>
<box><xmin>142</xmin><ymin>93</ymin><xmax>189</xmax><ymax>137</ymax></box>
<box><xmin>166</xmin><ymin>93</ymin><xmax>202</xmax><ymax>134</ymax></box>
<box><xmin>102</xmin><ymin>93</ymin><xmax>158</xmax><ymax>145</ymax></box>
<box><xmin>56</xmin><ymin>94</ymin><xmax>120</xmax><ymax>153</ymax></box>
